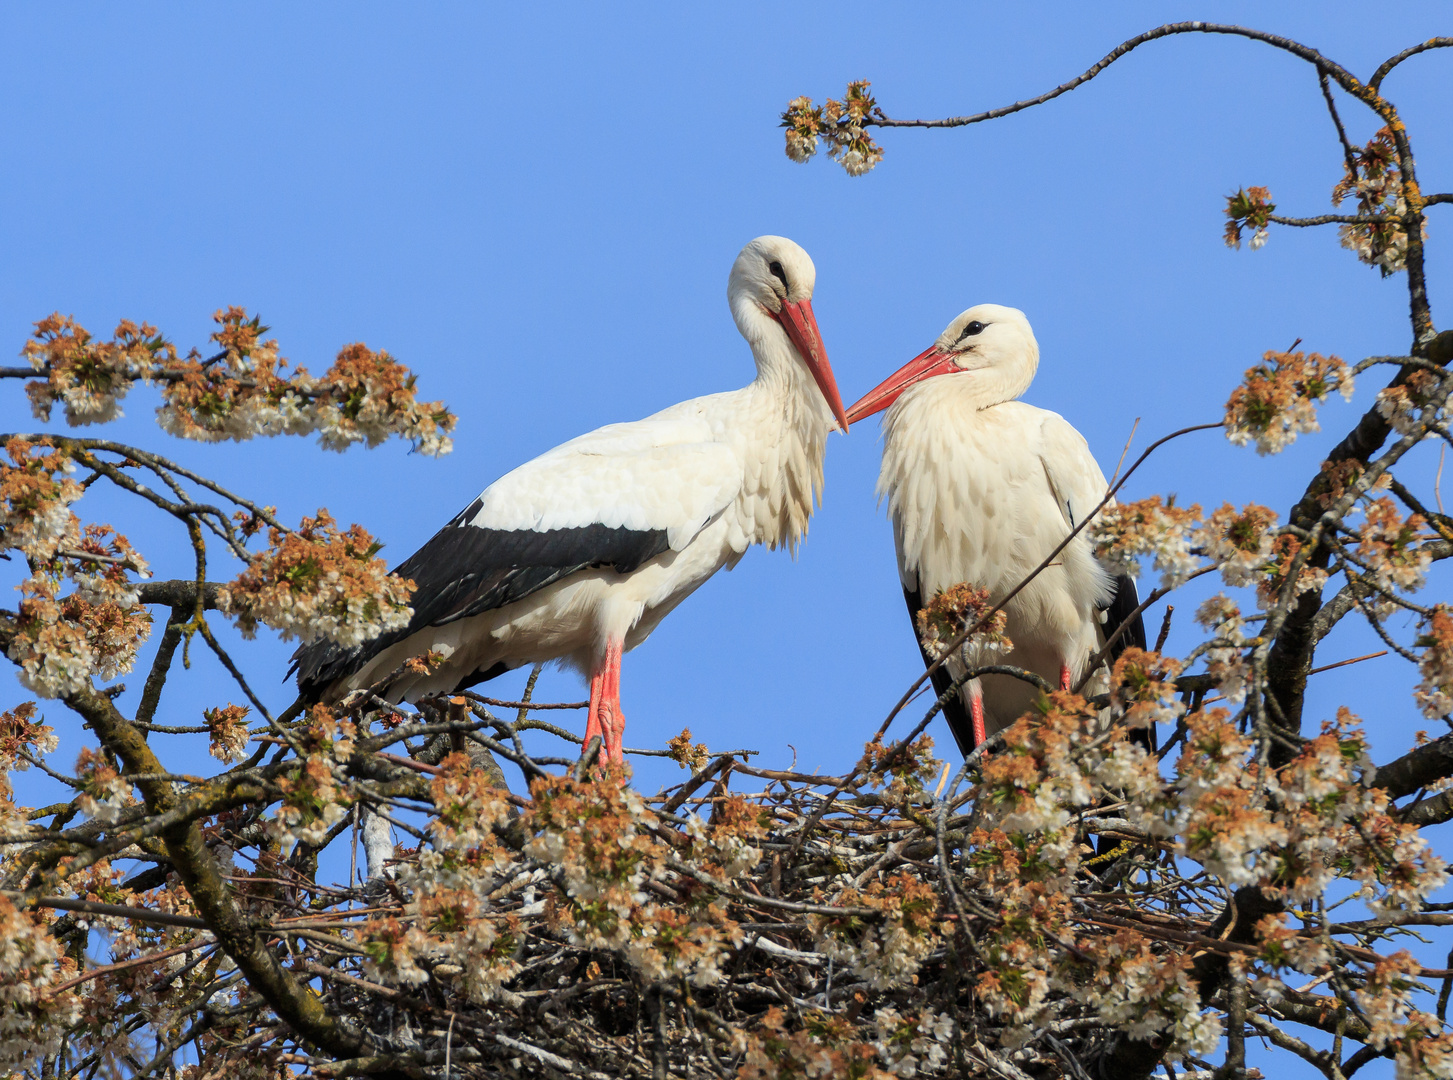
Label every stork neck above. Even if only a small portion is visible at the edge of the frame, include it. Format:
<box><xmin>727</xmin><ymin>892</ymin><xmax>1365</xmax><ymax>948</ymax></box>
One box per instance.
<box><xmin>910</xmin><ymin>363</ymin><xmax>1032</xmax><ymax>414</ymax></box>
<box><xmin>723</xmin><ymin>332</ymin><xmax>831</xmax><ymax>555</ymax></box>
<box><xmin>750</xmin><ymin>331</ymin><xmax>819</xmax><ymax>398</ymax></box>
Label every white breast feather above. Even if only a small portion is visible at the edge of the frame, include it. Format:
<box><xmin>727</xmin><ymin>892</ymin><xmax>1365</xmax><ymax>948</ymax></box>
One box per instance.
<box><xmin>881</xmin><ymin>391</ymin><xmax>1112</xmax><ymax>636</ymax></box>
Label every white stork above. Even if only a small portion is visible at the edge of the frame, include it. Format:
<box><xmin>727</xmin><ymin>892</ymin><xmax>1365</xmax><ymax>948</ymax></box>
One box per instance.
<box><xmin>845</xmin><ymin>304</ymin><xmax>1145</xmax><ymax>755</ymax></box>
<box><xmin>295</xmin><ymin>236</ymin><xmax>849</xmax><ymax>765</ymax></box>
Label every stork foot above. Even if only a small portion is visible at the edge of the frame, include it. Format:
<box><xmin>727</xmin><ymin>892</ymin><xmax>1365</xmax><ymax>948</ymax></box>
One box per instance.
<box><xmin>1059</xmin><ymin>664</ymin><xmax>1072</xmax><ymax>692</ymax></box>
<box><xmin>598</xmin><ymin>701</ymin><xmax>625</xmax><ymax>765</ymax></box>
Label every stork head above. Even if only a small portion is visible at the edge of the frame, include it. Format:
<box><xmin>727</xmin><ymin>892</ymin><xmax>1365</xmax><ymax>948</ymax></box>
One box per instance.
<box><xmin>846</xmin><ymin>304</ymin><xmax>1039</xmax><ymax>423</ymax></box>
<box><xmin>728</xmin><ymin>235</ymin><xmax>849</xmax><ymax>432</ymax></box>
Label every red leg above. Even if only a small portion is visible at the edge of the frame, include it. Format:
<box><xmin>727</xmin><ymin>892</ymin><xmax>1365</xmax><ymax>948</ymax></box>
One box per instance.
<box><xmin>583</xmin><ymin>659</ymin><xmax>608</xmax><ymax>758</ymax></box>
<box><xmin>969</xmin><ymin>685</ymin><xmax>987</xmax><ymax>749</ymax></box>
<box><xmin>1059</xmin><ymin>664</ymin><xmax>1072</xmax><ymax>692</ymax></box>
<box><xmin>604</xmin><ymin>640</ymin><xmax>625</xmax><ymax>763</ymax></box>
<box><xmin>584</xmin><ymin>640</ymin><xmax>625</xmax><ymax>766</ymax></box>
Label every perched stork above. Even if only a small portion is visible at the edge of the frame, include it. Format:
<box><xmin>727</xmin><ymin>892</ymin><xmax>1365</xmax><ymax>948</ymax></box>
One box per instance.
<box><xmin>845</xmin><ymin>304</ymin><xmax>1146</xmax><ymax>755</ymax></box>
<box><xmin>295</xmin><ymin>236</ymin><xmax>849</xmax><ymax>763</ymax></box>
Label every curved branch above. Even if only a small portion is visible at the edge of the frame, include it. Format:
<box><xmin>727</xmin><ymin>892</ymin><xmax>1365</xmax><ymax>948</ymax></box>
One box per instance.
<box><xmin>1370</xmin><ymin>38</ymin><xmax>1453</xmax><ymax>90</ymax></box>
<box><xmin>869</xmin><ymin>23</ymin><xmax>1366</xmax><ymax>132</ymax></box>
<box><xmin>1401</xmin><ymin>788</ymin><xmax>1453</xmax><ymax>829</ymax></box>
<box><xmin>1376</xmin><ymin>731</ymin><xmax>1453</xmax><ymax>801</ymax></box>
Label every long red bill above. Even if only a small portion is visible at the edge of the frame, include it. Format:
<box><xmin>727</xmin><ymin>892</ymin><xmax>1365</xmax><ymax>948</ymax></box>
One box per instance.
<box><xmin>845</xmin><ymin>345</ymin><xmax>960</xmax><ymax>424</ymax></box>
<box><xmin>774</xmin><ymin>298</ymin><xmax>849</xmax><ymax>432</ymax></box>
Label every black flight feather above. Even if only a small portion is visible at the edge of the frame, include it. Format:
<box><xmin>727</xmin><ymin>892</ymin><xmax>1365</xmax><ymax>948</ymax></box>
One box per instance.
<box><xmin>903</xmin><ymin>584</ymin><xmax>978</xmax><ymax>758</ymax></box>
<box><xmin>292</xmin><ymin>504</ymin><xmax>671</xmax><ymax>700</ymax></box>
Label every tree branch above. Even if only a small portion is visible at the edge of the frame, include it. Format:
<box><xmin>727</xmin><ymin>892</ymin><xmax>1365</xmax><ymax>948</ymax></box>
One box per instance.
<box><xmin>0</xmin><ymin>625</ymin><xmax>399</xmax><ymax>1073</ymax></box>
<box><xmin>867</xmin><ymin>24</ymin><xmax>1367</xmax><ymax>133</ymax></box>
<box><xmin>1370</xmin><ymin>38</ymin><xmax>1453</xmax><ymax>90</ymax></box>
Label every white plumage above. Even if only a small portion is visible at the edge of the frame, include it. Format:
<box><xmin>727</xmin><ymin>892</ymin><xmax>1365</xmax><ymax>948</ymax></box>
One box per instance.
<box><xmin>473</xmin><ymin>419</ymin><xmax>742</xmax><ymax>548</ymax></box>
<box><xmin>847</xmin><ymin>304</ymin><xmax>1143</xmax><ymax>753</ymax></box>
<box><xmin>295</xmin><ymin>236</ymin><xmax>848</xmax><ymax>765</ymax></box>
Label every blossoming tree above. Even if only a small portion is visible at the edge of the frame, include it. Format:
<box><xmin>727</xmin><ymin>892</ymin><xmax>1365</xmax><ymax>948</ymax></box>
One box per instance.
<box><xmin>3</xmin><ymin>21</ymin><xmax>1453</xmax><ymax>1080</ymax></box>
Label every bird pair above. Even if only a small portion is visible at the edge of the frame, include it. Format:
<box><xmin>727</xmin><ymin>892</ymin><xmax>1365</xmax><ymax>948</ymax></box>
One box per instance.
<box><xmin>294</xmin><ymin>236</ymin><xmax>1144</xmax><ymax>764</ymax></box>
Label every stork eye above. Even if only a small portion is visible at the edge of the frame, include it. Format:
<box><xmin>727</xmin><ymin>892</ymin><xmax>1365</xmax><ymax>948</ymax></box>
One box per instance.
<box><xmin>768</xmin><ymin>261</ymin><xmax>789</xmax><ymax>289</ymax></box>
<box><xmin>958</xmin><ymin>320</ymin><xmax>987</xmax><ymax>341</ymax></box>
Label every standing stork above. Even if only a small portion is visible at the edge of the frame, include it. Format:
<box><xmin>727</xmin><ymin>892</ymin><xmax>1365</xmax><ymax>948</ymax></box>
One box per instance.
<box><xmin>845</xmin><ymin>304</ymin><xmax>1145</xmax><ymax>755</ymax></box>
<box><xmin>295</xmin><ymin>236</ymin><xmax>849</xmax><ymax>764</ymax></box>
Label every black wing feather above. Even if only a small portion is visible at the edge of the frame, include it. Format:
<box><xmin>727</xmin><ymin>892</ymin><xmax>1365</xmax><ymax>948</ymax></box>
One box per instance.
<box><xmin>903</xmin><ymin>585</ymin><xmax>977</xmax><ymax>757</ymax></box>
<box><xmin>1102</xmin><ymin>572</ymin><xmax>1156</xmax><ymax>754</ymax></box>
<box><xmin>293</xmin><ymin>508</ymin><xmax>671</xmax><ymax>699</ymax></box>
<box><xmin>1103</xmin><ymin>572</ymin><xmax>1148</xmax><ymax>660</ymax></box>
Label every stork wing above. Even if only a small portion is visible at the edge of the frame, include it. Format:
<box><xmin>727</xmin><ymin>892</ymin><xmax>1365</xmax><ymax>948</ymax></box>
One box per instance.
<box><xmin>1036</xmin><ymin>412</ymin><xmax>1148</xmax><ymax>656</ymax></box>
<box><xmin>1035</xmin><ymin>413</ymin><xmax>1111</xmax><ymax>537</ymax></box>
<box><xmin>294</xmin><ymin>415</ymin><xmax>741</xmax><ymax>695</ymax></box>
<box><xmin>464</xmin><ymin>417</ymin><xmax>740</xmax><ymax>550</ymax></box>
<box><xmin>1037</xmin><ymin>413</ymin><xmax>1152</xmax><ymax>756</ymax></box>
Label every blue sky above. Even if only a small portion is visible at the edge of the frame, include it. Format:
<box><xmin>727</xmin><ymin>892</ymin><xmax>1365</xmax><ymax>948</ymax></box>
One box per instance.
<box><xmin>2</xmin><ymin>6</ymin><xmax>1450</xmax><ymax>1074</ymax></box>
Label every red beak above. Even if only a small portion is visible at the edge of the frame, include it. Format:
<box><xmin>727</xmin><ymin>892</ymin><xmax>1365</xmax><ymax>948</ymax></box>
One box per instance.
<box><xmin>845</xmin><ymin>345</ymin><xmax>960</xmax><ymax>424</ymax></box>
<box><xmin>773</xmin><ymin>298</ymin><xmax>849</xmax><ymax>432</ymax></box>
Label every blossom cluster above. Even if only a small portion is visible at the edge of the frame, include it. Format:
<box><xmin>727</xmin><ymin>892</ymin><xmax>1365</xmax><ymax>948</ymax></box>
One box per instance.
<box><xmin>9</xmin><ymin>531</ymin><xmax>153</xmax><ymax>699</ymax></box>
<box><xmin>527</xmin><ymin>772</ymin><xmax>751</xmax><ymax>985</ymax></box>
<box><xmin>203</xmin><ymin>703</ymin><xmax>251</xmax><ymax>763</ymax></box>
<box><xmin>963</xmin><ymin>693</ymin><xmax>1211</xmax><ymax>1056</ymax></box>
<box><xmin>22</xmin><ymin>308</ymin><xmax>456</xmax><ymax>455</ymax></box>
<box><xmin>782</xmin><ymin>82</ymin><xmax>886</xmax><ymax>176</ymax></box>
<box><xmin>0</xmin><ymin>702</ymin><xmax>55</xmax><ymax>801</ymax></box>
<box><xmin>954</xmin><ymin>685</ymin><xmax>1453</xmax><ymax>1065</ymax></box>
<box><xmin>1224</xmin><ymin>350</ymin><xmax>1355</xmax><ymax>454</ymax></box>
<box><xmin>860</xmin><ymin>733</ymin><xmax>941</xmax><ymax>801</ymax></box>
<box><xmin>74</xmin><ymin>746</ymin><xmax>134</xmax><ymax>824</ymax></box>
<box><xmin>1</xmin><ymin>439</ymin><xmax>153</xmax><ymax>697</ymax></box>
<box><xmin>24</xmin><ymin>859</ymin><xmax>219</xmax><ymax>1073</ymax></box>
<box><xmin>1108</xmin><ymin>647</ymin><xmax>1185</xmax><ymax>728</ymax></box>
<box><xmin>1353</xmin><ymin>952</ymin><xmax>1453</xmax><ymax>1069</ymax></box>
<box><xmin>0</xmin><ymin>438</ymin><xmax>83</xmax><ymax>560</ymax></box>
<box><xmin>1331</xmin><ymin>127</ymin><xmax>1428</xmax><ymax>276</ymax></box>
<box><xmin>739</xmin><ymin>1004</ymin><xmax>954</xmax><ymax>1080</ymax></box>
<box><xmin>739</xmin><ymin>1006</ymin><xmax>892</xmax><ymax>1080</ymax></box>
<box><xmin>1224</xmin><ymin>185</ymin><xmax>1276</xmax><ymax>251</ymax></box>
<box><xmin>0</xmin><ymin>894</ymin><xmax>83</xmax><ymax>1068</ymax></box>
<box><xmin>665</xmin><ymin>727</ymin><xmax>710</xmax><ymax>771</ymax></box>
<box><xmin>218</xmin><ymin>509</ymin><xmax>413</xmax><ymax>647</ymax></box>
<box><xmin>1376</xmin><ymin>369</ymin><xmax>1443</xmax><ymax>436</ymax></box>
<box><xmin>1348</xmin><ymin>496</ymin><xmax>1431</xmax><ymax>613</ymax></box>
<box><xmin>1415</xmin><ymin>604</ymin><xmax>1453</xmax><ymax>717</ymax></box>
<box><xmin>1258</xmin><ymin>533</ymin><xmax>1329</xmax><ymax>609</ymax></box>
<box><xmin>1195</xmin><ymin>594</ymin><xmax>1252</xmax><ymax>702</ymax></box>
<box><xmin>268</xmin><ymin>709</ymin><xmax>357</xmax><ymax>854</ymax></box>
<box><xmin>914</xmin><ymin>583</ymin><xmax>1012</xmax><ymax>665</ymax></box>
<box><xmin>1091</xmin><ymin>496</ymin><xmax>1205</xmax><ymax>588</ymax></box>
<box><xmin>1200</xmin><ymin>502</ymin><xmax>1278</xmax><ymax>587</ymax></box>
<box><xmin>809</xmin><ymin>872</ymin><xmax>940</xmax><ymax>990</ymax></box>
<box><xmin>363</xmin><ymin>752</ymin><xmax>525</xmax><ymax>996</ymax></box>
<box><xmin>366</xmin><ymin>757</ymin><xmax>770</xmax><ymax>1001</ymax></box>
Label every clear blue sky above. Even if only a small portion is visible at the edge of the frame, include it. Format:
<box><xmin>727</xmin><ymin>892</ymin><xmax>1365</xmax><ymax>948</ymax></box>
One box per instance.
<box><xmin>2</xmin><ymin>7</ymin><xmax>1449</xmax><ymax>1074</ymax></box>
